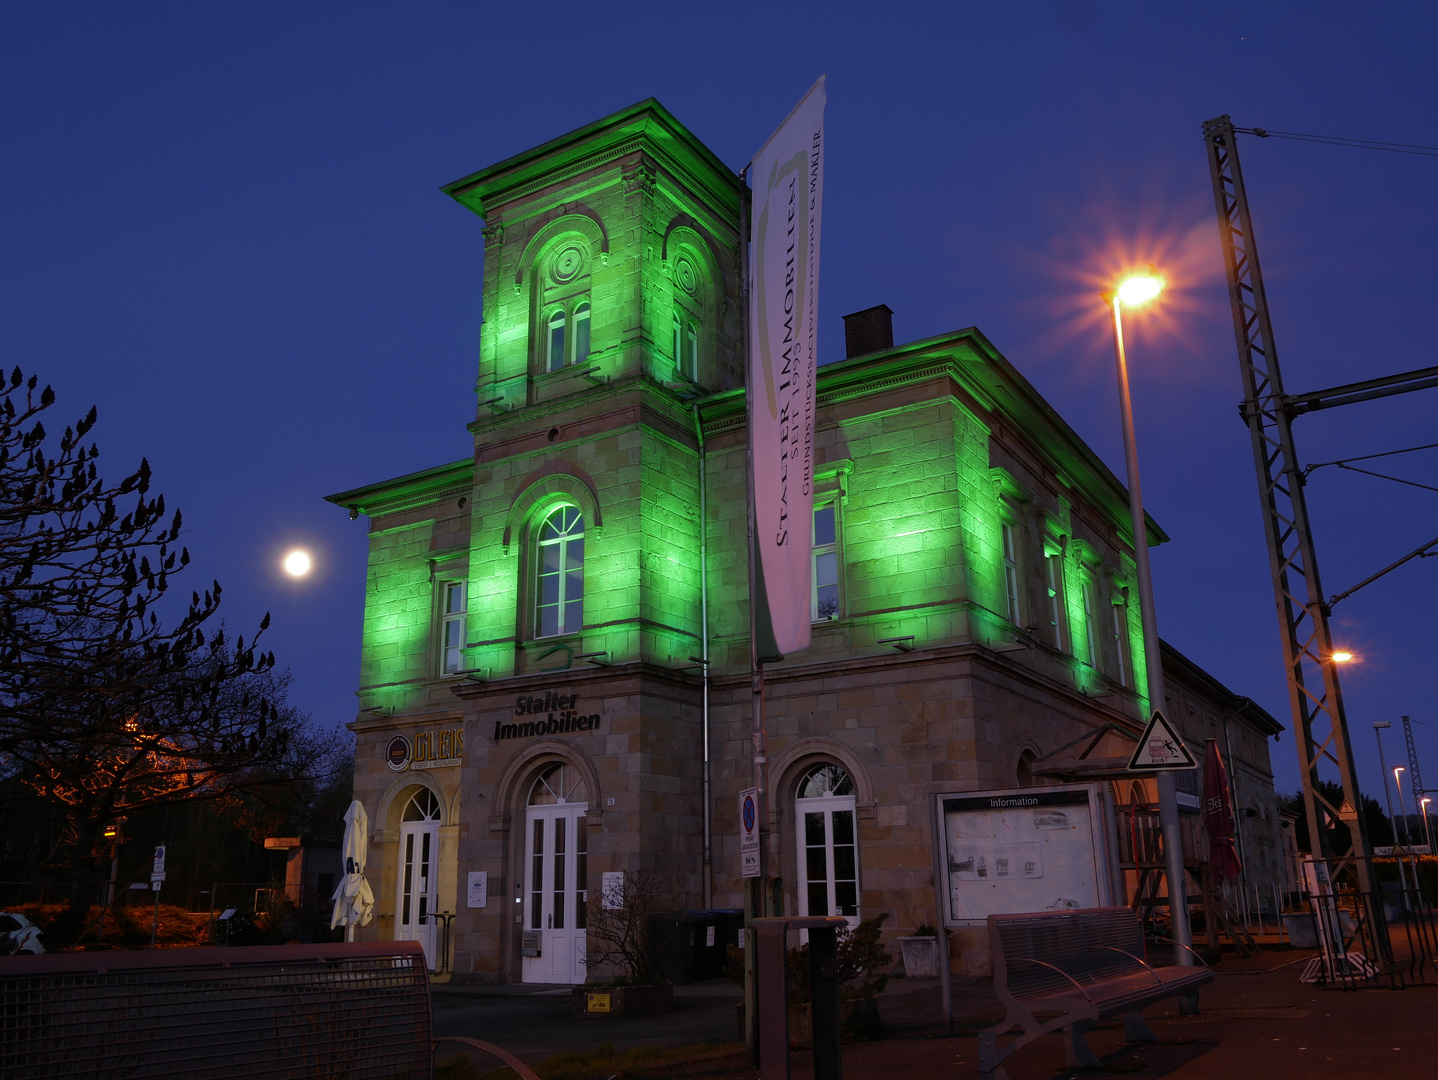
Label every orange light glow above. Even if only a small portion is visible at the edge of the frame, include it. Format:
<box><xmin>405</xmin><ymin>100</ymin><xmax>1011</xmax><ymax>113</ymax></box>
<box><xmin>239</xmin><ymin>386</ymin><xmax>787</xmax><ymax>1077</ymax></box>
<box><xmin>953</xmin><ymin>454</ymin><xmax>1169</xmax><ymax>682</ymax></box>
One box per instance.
<box><xmin>1331</xmin><ymin>651</ymin><xmax>1354</xmax><ymax>663</ymax></box>
<box><xmin>1116</xmin><ymin>273</ymin><xmax>1164</xmax><ymax>306</ymax></box>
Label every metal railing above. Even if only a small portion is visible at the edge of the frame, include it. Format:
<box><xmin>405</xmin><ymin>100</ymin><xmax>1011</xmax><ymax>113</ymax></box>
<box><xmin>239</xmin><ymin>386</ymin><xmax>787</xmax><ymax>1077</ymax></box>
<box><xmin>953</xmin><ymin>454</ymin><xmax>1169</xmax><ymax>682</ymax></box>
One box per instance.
<box><xmin>0</xmin><ymin>941</ymin><xmax>432</xmax><ymax>1078</ymax></box>
<box><xmin>1296</xmin><ymin>858</ymin><xmax>1438</xmax><ymax>990</ymax></box>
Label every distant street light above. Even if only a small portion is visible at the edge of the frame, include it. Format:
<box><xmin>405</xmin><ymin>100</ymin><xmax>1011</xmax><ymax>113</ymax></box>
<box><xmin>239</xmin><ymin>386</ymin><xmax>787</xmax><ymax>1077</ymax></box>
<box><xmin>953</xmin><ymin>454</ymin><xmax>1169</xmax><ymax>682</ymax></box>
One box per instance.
<box><xmin>1394</xmin><ymin>767</ymin><xmax>1412</xmax><ymax>848</ymax></box>
<box><xmin>1331</xmin><ymin>651</ymin><xmax>1354</xmax><ymax>663</ymax></box>
<box><xmin>1422</xmin><ymin>797</ymin><xmax>1433</xmax><ymax>852</ymax></box>
<box><xmin>1373</xmin><ymin>722</ymin><xmax>1411</xmax><ymax>897</ymax></box>
<box><xmin>1103</xmin><ymin>269</ymin><xmax>1193</xmax><ymax>970</ymax></box>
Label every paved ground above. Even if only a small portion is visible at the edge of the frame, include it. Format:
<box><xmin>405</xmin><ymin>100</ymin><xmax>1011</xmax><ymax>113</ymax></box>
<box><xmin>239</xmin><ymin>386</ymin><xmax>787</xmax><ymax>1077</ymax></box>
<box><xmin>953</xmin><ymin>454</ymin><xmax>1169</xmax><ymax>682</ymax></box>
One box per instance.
<box><xmin>433</xmin><ymin>946</ymin><xmax>1438</xmax><ymax>1079</ymax></box>
<box><xmin>432</xmin><ymin>980</ymin><xmax>744</xmax><ymax>1064</ymax></box>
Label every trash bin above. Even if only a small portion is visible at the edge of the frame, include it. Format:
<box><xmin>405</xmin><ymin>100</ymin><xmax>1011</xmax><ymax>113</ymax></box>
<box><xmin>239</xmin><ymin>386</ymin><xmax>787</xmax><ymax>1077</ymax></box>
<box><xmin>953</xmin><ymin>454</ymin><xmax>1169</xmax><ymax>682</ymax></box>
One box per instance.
<box><xmin>692</xmin><ymin>909</ymin><xmax>744</xmax><ymax>981</ymax></box>
<box><xmin>649</xmin><ymin>910</ymin><xmax>746</xmax><ymax>983</ymax></box>
<box><xmin>649</xmin><ymin>912</ymin><xmax>702</xmax><ymax>984</ymax></box>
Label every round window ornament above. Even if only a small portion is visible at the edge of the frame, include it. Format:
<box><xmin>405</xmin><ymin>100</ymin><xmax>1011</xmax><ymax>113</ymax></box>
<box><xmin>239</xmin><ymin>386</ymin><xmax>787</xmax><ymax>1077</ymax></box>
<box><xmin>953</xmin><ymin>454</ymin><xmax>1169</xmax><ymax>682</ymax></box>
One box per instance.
<box><xmin>550</xmin><ymin>244</ymin><xmax>586</xmax><ymax>284</ymax></box>
<box><xmin>673</xmin><ymin>256</ymin><xmax>698</xmax><ymax>297</ymax></box>
<box><xmin>385</xmin><ymin>735</ymin><xmax>411</xmax><ymax>772</ymax></box>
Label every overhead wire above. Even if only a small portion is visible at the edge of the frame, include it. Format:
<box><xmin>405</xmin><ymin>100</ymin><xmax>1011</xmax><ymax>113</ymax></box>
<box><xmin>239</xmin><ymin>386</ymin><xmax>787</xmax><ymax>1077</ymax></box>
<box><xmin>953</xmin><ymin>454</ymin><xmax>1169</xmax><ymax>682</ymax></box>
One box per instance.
<box><xmin>1235</xmin><ymin>126</ymin><xmax>1438</xmax><ymax>159</ymax></box>
<box><xmin>1306</xmin><ymin>440</ymin><xmax>1438</xmax><ymax>472</ymax></box>
<box><xmin>1334</xmin><ymin>463</ymin><xmax>1438</xmax><ymax>495</ymax></box>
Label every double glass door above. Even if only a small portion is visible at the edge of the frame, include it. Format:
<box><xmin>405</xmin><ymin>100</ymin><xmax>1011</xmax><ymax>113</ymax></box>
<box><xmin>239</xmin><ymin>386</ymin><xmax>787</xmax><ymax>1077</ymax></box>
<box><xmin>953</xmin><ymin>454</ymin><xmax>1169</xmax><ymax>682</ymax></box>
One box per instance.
<box><xmin>796</xmin><ymin>795</ymin><xmax>860</xmax><ymax>927</ymax></box>
<box><xmin>395</xmin><ymin>820</ymin><xmax>440</xmax><ymax>967</ymax></box>
<box><xmin>522</xmin><ymin>804</ymin><xmax>588</xmax><ymax>984</ymax></box>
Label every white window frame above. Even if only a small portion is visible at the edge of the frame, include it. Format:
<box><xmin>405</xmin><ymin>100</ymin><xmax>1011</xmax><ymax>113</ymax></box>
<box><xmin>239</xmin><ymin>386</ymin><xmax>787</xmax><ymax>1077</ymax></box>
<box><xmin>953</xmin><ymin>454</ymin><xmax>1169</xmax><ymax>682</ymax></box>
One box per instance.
<box><xmin>1111</xmin><ymin>599</ymin><xmax>1129</xmax><ymax>687</ymax></box>
<box><xmin>534</xmin><ymin>506</ymin><xmax>584</xmax><ymax>639</ymax></box>
<box><xmin>795</xmin><ymin>792</ymin><xmax>860</xmax><ymax>928</ymax></box>
<box><xmin>1001</xmin><ymin>521</ymin><xmax>1022</xmax><ymax>626</ymax></box>
<box><xmin>440</xmin><ymin>580</ymin><xmax>467</xmax><ymax>675</ymax></box>
<box><xmin>1081</xmin><ymin>577</ymin><xmax>1100</xmax><ymax>668</ymax></box>
<box><xmin>572</xmin><ymin>302</ymin><xmax>590</xmax><ymax>367</ymax></box>
<box><xmin>812</xmin><ymin>502</ymin><xmax>839</xmax><ymax>621</ymax></box>
<box><xmin>545</xmin><ymin>310</ymin><xmax>566</xmax><ymax>373</ymax></box>
<box><xmin>1045</xmin><ymin>545</ymin><xmax>1066</xmax><ymax>652</ymax></box>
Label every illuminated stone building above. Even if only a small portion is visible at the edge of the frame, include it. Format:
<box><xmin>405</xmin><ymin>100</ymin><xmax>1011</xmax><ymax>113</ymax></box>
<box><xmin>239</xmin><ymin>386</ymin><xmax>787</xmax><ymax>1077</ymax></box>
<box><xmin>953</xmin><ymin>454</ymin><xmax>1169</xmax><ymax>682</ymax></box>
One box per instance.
<box><xmin>327</xmin><ymin>100</ymin><xmax>1284</xmax><ymax>983</ymax></box>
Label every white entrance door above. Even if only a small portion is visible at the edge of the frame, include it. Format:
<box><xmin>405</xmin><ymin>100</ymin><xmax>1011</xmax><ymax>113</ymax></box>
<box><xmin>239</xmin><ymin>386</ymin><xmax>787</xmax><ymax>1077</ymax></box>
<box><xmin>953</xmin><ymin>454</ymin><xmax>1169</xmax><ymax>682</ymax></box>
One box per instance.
<box><xmin>395</xmin><ymin>788</ymin><xmax>443</xmax><ymax>969</ymax></box>
<box><xmin>796</xmin><ymin>795</ymin><xmax>860</xmax><ymax>928</ymax></box>
<box><xmin>522</xmin><ymin>804</ymin><xmax>588</xmax><ymax>984</ymax></box>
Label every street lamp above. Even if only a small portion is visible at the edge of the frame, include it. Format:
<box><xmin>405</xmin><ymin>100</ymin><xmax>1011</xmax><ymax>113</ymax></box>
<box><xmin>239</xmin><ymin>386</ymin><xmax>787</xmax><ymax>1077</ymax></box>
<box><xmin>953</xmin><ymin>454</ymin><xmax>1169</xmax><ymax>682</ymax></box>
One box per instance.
<box><xmin>1422</xmin><ymin>797</ymin><xmax>1433</xmax><ymax>853</ymax></box>
<box><xmin>1104</xmin><ymin>270</ymin><xmax>1194</xmax><ymax>968</ymax></box>
<box><xmin>1373</xmin><ymin>722</ymin><xmax>1411</xmax><ymax>898</ymax></box>
<box><xmin>1394</xmin><ymin>767</ymin><xmax>1412</xmax><ymax>848</ymax></box>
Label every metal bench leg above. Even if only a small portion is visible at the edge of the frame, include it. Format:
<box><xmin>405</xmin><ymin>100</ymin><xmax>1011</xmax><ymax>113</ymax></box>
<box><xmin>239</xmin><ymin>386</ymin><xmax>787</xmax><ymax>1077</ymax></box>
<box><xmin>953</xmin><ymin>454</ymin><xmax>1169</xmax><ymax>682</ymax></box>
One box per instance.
<box><xmin>1124</xmin><ymin>1010</ymin><xmax>1156</xmax><ymax>1042</ymax></box>
<box><xmin>977</xmin><ymin>1032</ymin><xmax>1007</xmax><ymax>1080</ymax></box>
<box><xmin>1064</xmin><ymin>1019</ymin><xmax>1102</xmax><ymax>1068</ymax></box>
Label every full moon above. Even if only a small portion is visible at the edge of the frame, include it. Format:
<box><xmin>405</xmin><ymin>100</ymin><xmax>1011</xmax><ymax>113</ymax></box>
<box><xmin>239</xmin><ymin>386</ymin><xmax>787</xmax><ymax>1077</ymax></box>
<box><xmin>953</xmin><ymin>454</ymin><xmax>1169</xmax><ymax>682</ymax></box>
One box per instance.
<box><xmin>282</xmin><ymin>549</ymin><xmax>313</xmax><ymax>578</ymax></box>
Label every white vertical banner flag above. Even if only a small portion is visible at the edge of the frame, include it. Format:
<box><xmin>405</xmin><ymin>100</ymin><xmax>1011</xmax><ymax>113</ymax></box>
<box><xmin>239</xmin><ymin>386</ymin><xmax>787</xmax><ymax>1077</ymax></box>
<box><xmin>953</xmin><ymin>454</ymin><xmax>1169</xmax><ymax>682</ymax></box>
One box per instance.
<box><xmin>748</xmin><ymin>76</ymin><xmax>825</xmax><ymax>657</ymax></box>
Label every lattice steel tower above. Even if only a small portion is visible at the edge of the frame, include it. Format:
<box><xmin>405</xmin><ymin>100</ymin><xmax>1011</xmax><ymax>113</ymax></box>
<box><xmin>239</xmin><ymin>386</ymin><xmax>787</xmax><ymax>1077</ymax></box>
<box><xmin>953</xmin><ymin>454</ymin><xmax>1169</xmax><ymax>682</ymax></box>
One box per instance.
<box><xmin>1202</xmin><ymin>116</ymin><xmax>1375</xmax><ymax>892</ymax></box>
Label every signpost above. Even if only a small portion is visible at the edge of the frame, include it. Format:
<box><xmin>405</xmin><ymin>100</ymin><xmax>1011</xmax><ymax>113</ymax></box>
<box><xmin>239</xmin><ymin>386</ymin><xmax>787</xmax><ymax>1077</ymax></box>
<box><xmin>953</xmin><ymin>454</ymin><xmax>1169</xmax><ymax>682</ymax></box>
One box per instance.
<box><xmin>150</xmin><ymin>844</ymin><xmax>166</xmax><ymax>947</ymax></box>
<box><xmin>1127</xmin><ymin>711</ymin><xmax>1197</xmax><ymax>771</ymax></box>
<box><xmin>740</xmin><ymin>787</ymin><xmax>761</xmax><ymax>879</ymax></box>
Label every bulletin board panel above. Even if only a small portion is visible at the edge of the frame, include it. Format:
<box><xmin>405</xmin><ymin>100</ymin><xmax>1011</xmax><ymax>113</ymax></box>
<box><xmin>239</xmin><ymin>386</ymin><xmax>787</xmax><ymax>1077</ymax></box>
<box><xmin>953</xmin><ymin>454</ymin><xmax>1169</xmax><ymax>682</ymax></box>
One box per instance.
<box><xmin>932</xmin><ymin>784</ymin><xmax>1114</xmax><ymax>927</ymax></box>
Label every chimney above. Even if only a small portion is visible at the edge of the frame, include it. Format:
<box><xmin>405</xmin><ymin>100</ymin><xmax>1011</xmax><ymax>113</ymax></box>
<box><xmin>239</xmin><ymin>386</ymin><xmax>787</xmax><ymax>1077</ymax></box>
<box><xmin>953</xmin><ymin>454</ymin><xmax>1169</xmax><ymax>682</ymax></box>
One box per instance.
<box><xmin>842</xmin><ymin>305</ymin><xmax>894</xmax><ymax>359</ymax></box>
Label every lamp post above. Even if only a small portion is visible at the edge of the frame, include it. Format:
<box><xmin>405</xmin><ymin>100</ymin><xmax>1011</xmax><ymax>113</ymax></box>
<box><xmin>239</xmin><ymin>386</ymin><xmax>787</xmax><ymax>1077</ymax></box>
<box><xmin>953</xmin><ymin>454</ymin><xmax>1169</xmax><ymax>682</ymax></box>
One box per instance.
<box><xmin>1394</xmin><ymin>767</ymin><xmax>1412</xmax><ymax>848</ymax></box>
<box><xmin>1105</xmin><ymin>271</ymin><xmax>1192</xmax><ymax>968</ymax></box>
<box><xmin>1374</xmin><ymin>722</ymin><xmax>1411</xmax><ymax>897</ymax></box>
<box><xmin>1422</xmin><ymin>797</ymin><xmax>1433</xmax><ymax>852</ymax></box>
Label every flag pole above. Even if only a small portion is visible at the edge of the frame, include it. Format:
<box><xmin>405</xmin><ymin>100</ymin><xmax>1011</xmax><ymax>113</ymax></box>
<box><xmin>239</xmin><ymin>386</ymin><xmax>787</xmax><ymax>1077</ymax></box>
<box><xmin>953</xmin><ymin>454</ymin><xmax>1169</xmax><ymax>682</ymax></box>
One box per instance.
<box><xmin>739</xmin><ymin>165</ymin><xmax>766</xmax><ymax>1062</ymax></box>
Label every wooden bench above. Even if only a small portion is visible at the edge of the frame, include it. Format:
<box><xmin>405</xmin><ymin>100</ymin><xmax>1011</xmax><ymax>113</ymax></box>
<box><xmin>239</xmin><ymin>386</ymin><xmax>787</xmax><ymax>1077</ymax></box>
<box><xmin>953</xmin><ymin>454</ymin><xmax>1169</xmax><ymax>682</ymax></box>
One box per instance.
<box><xmin>978</xmin><ymin>907</ymin><xmax>1212</xmax><ymax>1079</ymax></box>
<box><xmin>0</xmin><ymin>941</ymin><xmax>539</xmax><ymax>1080</ymax></box>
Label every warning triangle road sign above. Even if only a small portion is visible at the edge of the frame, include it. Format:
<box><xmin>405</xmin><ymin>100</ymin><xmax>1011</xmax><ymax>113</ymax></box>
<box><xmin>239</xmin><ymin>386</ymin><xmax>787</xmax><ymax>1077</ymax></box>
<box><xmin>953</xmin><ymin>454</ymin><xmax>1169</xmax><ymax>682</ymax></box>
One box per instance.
<box><xmin>1128</xmin><ymin>710</ymin><xmax>1197</xmax><ymax>771</ymax></box>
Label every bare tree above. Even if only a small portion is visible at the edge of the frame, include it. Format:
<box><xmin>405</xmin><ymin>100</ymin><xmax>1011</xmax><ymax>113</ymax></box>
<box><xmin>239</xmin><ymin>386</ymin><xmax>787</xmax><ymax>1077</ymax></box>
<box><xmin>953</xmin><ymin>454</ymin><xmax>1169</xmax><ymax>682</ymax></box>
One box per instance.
<box><xmin>0</xmin><ymin>368</ymin><xmax>310</xmax><ymax>937</ymax></box>
<box><xmin>583</xmin><ymin>871</ymin><xmax>680</xmax><ymax>984</ymax></box>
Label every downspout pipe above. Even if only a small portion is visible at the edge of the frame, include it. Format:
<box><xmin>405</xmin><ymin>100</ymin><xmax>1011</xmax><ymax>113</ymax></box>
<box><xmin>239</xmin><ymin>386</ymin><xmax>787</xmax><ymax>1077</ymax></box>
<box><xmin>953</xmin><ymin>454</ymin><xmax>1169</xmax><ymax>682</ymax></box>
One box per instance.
<box><xmin>694</xmin><ymin>402</ymin><xmax>712</xmax><ymax>910</ymax></box>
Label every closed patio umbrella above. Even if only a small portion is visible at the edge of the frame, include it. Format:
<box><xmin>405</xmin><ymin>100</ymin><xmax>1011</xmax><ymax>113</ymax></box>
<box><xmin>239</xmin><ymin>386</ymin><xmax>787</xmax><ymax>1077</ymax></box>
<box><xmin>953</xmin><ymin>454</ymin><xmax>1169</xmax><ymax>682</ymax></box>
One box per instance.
<box><xmin>331</xmin><ymin>799</ymin><xmax>375</xmax><ymax>940</ymax></box>
<box><xmin>1203</xmin><ymin>739</ymin><xmax>1243</xmax><ymax>882</ymax></box>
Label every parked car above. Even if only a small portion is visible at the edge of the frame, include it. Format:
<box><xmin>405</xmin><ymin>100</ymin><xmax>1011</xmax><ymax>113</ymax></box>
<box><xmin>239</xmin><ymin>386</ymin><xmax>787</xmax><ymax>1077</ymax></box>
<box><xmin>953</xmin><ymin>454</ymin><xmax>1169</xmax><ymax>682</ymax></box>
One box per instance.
<box><xmin>0</xmin><ymin>911</ymin><xmax>45</xmax><ymax>954</ymax></box>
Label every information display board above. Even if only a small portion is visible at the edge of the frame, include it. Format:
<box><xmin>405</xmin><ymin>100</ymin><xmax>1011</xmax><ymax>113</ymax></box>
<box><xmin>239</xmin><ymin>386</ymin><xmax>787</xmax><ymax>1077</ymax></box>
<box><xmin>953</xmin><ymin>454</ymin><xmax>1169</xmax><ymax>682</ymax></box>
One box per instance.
<box><xmin>932</xmin><ymin>784</ymin><xmax>1114</xmax><ymax>926</ymax></box>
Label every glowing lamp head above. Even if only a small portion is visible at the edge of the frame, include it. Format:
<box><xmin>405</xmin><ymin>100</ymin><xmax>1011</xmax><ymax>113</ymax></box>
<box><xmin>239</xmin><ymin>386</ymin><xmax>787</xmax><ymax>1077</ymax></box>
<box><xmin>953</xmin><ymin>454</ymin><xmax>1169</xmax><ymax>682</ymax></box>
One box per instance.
<box><xmin>1330</xmin><ymin>651</ymin><xmax>1354</xmax><ymax>663</ymax></box>
<box><xmin>282</xmin><ymin>549</ymin><xmax>313</xmax><ymax>579</ymax></box>
<box><xmin>1116</xmin><ymin>274</ymin><xmax>1164</xmax><ymax>307</ymax></box>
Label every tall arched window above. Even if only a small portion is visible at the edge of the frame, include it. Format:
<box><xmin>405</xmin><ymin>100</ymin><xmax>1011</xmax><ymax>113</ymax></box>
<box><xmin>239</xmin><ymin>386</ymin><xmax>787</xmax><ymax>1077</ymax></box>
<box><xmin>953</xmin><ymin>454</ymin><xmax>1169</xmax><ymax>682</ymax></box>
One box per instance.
<box><xmin>572</xmin><ymin>302</ymin><xmax>591</xmax><ymax>366</ymax></box>
<box><xmin>795</xmin><ymin>763</ymin><xmax>859</xmax><ymax>925</ymax></box>
<box><xmin>546</xmin><ymin>310</ymin><xmax>567</xmax><ymax>373</ymax></box>
<box><xmin>535</xmin><ymin>506</ymin><xmax>584</xmax><ymax>638</ymax></box>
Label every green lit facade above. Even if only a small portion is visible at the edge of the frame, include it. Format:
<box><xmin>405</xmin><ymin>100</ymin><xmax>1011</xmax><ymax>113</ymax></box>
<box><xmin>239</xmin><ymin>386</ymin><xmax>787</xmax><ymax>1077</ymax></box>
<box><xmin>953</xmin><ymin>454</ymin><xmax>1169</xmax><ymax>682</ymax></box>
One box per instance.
<box><xmin>328</xmin><ymin>100</ymin><xmax>1285</xmax><ymax>983</ymax></box>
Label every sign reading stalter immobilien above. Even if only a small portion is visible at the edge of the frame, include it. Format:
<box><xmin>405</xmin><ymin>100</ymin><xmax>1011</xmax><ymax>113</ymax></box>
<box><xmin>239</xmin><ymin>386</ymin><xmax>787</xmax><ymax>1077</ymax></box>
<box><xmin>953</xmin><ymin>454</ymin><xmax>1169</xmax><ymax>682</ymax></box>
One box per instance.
<box><xmin>748</xmin><ymin>76</ymin><xmax>825</xmax><ymax>656</ymax></box>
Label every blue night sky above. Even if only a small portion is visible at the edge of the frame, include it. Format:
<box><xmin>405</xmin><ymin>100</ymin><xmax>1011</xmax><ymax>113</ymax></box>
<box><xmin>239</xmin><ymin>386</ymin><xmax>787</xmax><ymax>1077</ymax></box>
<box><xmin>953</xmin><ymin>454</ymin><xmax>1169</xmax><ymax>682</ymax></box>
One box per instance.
<box><xmin>3</xmin><ymin>3</ymin><xmax>1435</xmax><ymax>805</ymax></box>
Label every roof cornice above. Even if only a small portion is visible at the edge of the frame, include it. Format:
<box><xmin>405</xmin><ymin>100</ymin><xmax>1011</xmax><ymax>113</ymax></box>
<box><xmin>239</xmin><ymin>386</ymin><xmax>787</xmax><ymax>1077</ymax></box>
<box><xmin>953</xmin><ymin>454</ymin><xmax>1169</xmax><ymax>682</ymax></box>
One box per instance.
<box><xmin>324</xmin><ymin>458</ymin><xmax>473</xmax><ymax>519</ymax></box>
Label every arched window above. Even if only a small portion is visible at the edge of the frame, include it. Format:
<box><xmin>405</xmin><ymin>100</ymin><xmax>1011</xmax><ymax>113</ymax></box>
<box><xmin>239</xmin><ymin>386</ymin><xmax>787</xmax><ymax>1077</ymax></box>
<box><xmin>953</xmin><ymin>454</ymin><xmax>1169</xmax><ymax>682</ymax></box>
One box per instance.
<box><xmin>670</xmin><ymin>247</ymin><xmax>705</xmax><ymax>385</ymax></box>
<box><xmin>547</xmin><ymin>310</ymin><xmax>567</xmax><ymax>373</ymax></box>
<box><xmin>402</xmin><ymin>787</ymin><xmax>442</xmax><ymax>822</ymax></box>
<box><xmin>535</xmin><ymin>506</ymin><xmax>584</xmax><ymax>638</ymax></box>
<box><xmin>528</xmin><ymin>762</ymin><xmax>586</xmax><ymax>806</ymax></box>
<box><xmin>682</xmin><ymin>321</ymin><xmax>698</xmax><ymax>381</ymax></box>
<box><xmin>1016</xmin><ymin>749</ymin><xmax>1037</xmax><ymax>788</ymax></box>
<box><xmin>572</xmin><ymin>302</ymin><xmax>591</xmax><ymax>366</ymax></box>
<box><xmin>795</xmin><ymin>763</ymin><xmax>859</xmax><ymax>924</ymax></box>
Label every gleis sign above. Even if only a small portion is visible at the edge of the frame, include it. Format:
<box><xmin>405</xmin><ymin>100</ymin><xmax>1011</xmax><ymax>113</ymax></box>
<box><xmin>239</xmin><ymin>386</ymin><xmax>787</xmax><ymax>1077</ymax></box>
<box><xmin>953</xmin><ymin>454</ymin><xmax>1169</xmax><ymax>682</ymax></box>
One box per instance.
<box><xmin>748</xmin><ymin>76</ymin><xmax>825</xmax><ymax>657</ymax></box>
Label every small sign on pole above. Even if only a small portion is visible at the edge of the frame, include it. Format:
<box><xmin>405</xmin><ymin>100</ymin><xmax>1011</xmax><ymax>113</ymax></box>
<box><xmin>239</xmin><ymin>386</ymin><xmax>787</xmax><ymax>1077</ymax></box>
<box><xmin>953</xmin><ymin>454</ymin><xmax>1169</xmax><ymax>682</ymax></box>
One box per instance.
<box><xmin>152</xmin><ymin>844</ymin><xmax>166</xmax><ymax>876</ymax></box>
<box><xmin>1127</xmin><ymin>710</ymin><xmax>1197</xmax><ymax>771</ymax></box>
<box><xmin>740</xmin><ymin>787</ymin><xmax>761</xmax><ymax>879</ymax></box>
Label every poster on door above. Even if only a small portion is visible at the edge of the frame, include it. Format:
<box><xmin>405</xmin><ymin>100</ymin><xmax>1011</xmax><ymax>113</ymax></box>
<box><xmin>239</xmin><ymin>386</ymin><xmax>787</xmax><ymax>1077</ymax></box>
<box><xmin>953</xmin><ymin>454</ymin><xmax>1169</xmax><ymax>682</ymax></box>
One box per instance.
<box><xmin>932</xmin><ymin>784</ymin><xmax>1113</xmax><ymax>925</ymax></box>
